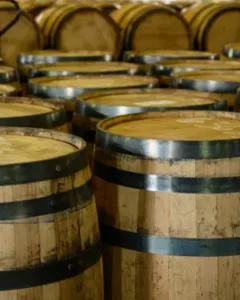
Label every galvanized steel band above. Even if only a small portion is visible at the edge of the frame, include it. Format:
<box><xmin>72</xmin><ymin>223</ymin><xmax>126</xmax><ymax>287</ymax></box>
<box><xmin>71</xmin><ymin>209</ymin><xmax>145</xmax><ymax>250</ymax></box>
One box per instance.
<box><xmin>95</xmin><ymin>129</ymin><xmax>240</xmax><ymax>159</ymax></box>
<box><xmin>101</xmin><ymin>224</ymin><xmax>240</xmax><ymax>257</ymax></box>
<box><xmin>95</xmin><ymin>161</ymin><xmax>240</xmax><ymax>193</ymax></box>
<box><xmin>0</xmin><ymin>240</ymin><xmax>102</xmax><ymax>291</ymax></box>
<box><xmin>0</xmin><ymin>179</ymin><xmax>93</xmax><ymax>220</ymax></box>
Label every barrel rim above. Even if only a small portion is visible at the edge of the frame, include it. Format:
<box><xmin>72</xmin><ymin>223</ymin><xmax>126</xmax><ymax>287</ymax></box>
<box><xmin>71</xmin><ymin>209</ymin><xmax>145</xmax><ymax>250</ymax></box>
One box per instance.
<box><xmin>223</xmin><ymin>43</ymin><xmax>240</xmax><ymax>58</ymax></box>
<box><xmin>96</xmin><ymin>110</ymin><xmax>240</xmax><ymax>159</ymax></box>
<box><xmin>0</xmin><ymin>96</ymin><xmax>67</xmax><ymax>128</ymax></box>
<box><xmin>29</xmin><ymin>61</ymin><xmax>142</xmax><ymax>78</ymax></box>
<box><xmin>171</xmin><ymin>70</ymin><xmax>240</xmax><ymax>92</ymax></box>
<box><xmin>28</xmin><ymin>75</ymin><xmax>159</xmax><ymax>100</ymax></box>
<box><xmin>75</xmin><ymin>88</ymin><xmax>227</xmax><ymax>119</ymax></box>
<box><xmin>0</xmin><ymin>127</ymin><xmax>88</xmax><ymax>184</ymax></box>
<box><xmin>0</xmin><ymin>66</ymin><xmax>18</xmax><ymax>83</ymax></box>
<box><xmin>0</xmin><ymin>83</ymin><xmax>18</xmax><ymax>96</ymax></box>
<box><xmin>123</xmin><ymin>50</ymin><xmax>219</xmax><ymax>64</ymax></box>
<box><xmin>17</xmin><ymin>51</ymin><xmax>114</xmax><ymax>65</ymax></box>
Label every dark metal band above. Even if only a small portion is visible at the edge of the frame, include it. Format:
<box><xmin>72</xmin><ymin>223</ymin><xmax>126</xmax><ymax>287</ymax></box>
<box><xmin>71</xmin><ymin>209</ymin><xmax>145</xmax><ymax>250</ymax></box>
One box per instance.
<box><xmin>72</xmin><ymin>124</ymin><xmax>96</xmax><ymax>143</ymax></box>
<box><xmin>95</xmin><ymin>161</ymin><xmax>240</xmax><ymax>193</ymax></box>
<box><xmin>75</xmin><ymin>98</ymin><xmax>227</xmax><ymax>120</ymax></box>
<box><xmin>0</xmin><ymin>179</ymin><xmax>93</xmax><ymax>220</ymax></box>
<box><xmin>95</xmin><ymin>128</ymin><xmax>240</xmax><ymax>160</ymax></box>
<box><xmin>0</xmin><ymin>69</ymin><xmax>18</xmax><ymax>83</ymax></box>
<box><xmin>0</xmin><ymin>109</ymin><xmax>67</xmax><ymax>128</ymax></box>
<box><xmin>223</xmin><ymin>46</ymin><xmax>240</xmax><ymax>59</ymax></box>
<box><xmin>29</xmin><ymin>80</ymin><xmax>158</xmax><ymax>101</ymax></box>
<box><xmin>0</xmin><ymin>240</ymin><xmax>101</xmax><ymax>291</ymax></box>
<box><xmin>171</xmin><ymin>75</ymin><xmax>240</xmax><ymax>93</ymax></box>
<box><xmin>0</xmin><ymin>129</ymin><xmax>88</xmax><ymax>185</ymax></box>
<box><xmin>17</xmin><ymin>53</ymin><xmax>114</xmax><ymax>65</ymax></box>
<box><xmin>101</xmin><ymin>224</ymin><xmax>240</xmax><ymax>257</ymax></box>
<box><xmin>124</xmin><ymin>53</ymin><xmax>219</xmax><ymax>64</ymax></box>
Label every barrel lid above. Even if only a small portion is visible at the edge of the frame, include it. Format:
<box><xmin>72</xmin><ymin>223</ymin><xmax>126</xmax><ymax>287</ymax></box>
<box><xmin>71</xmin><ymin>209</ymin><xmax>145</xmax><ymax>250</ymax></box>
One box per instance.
<box><xmin>29</xmin><ymin>61</ymin><xmax>141</xmax><ymax>78</ymax></box>
<box><xmin>96</xmin><ymin>111</ymin><xmax>240</xmax><ymax>159</ymax></box>
<box><xmin>0</xmin><ymin>84</ymin><xmax>17</xmax><ymax>96</ymax></box>
<box><xmin>172</xmin><ymin>70</ymin><xmax>240</xmax><ymax>92</ymax></box>
<box><xmin>76</xmin><ymin>88</ymin><xmax>226</xmax><ymax>118</ymax></box>
<box><xmin>154</xmin><ymin>59</ymin><xmax>240</xmax><ymax>75</ymax></box>
<box><xmin>18</xmin><ymin>50</ymin><xmax>114</xmax><ymax>65</ymax></box>
<box><xmin>0</xmin><ymin>127</ymin><xmax>87</xmax><ymax>184</ymax></box>
<box><xmin>223</xmin><ymin>43</ymin><xmax>240</xmax><ymax>58</ymax></box>
<box><xmin>124</xmin><ymin>50</ymin><xmax>219</xmax><ymax>64</ymax></box>
<box><xmin>29</xmin><ymin>75</ymin><xmax>158</xmax><ymax>100</ymax></box>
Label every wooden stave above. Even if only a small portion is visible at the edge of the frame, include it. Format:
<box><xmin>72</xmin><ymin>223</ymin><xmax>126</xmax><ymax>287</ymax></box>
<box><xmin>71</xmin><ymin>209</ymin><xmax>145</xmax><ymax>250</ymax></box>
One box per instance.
<box><xmin>0</xmin><ymin>127</ymin><xmax>103</xmax><ymax>299</ymax></box>
<box><xmin>0</xmin><ymin>96</ymin><xmax>69</xmax><ymax>131</ymax></box>
<box><xmin>123</xmin><ymin>50</ymin><xmax>219</xmax><ymax>64</ymax></box>
<box><xmin>94</xmin><ymin>110</ymin><xmax>240</xmax><ymax>300</ymax></box>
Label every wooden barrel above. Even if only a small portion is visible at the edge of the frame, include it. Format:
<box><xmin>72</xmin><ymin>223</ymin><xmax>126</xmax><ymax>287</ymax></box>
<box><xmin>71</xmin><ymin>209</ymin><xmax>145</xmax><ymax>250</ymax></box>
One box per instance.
<box><xmin>0</xmin><ymin>3</ymin><xmax>43</xmax><ymax>68</ymax></box>
<box><xmin>94</xmin><ymin>2</ymin><xmax>121</xmax><ymax>15</ymax></box>
<box><xmin>183</xmin><ymin>3</ymin><xmax>240</xmax><ymax>52</ymax></box>
<box><xmin>0</xmin><ymin>97</ymin><xmax>69</xmax><ymax>132</ymax></box>
<box><xmin>0</xmin><ymin>84</ymin><xmax>18</xmax><ymax>96</ymax></box>
<box><xmin>111</xmin><ymin>3</ymin><xmax>191</xmax><ymax>51</ymax></box>
<box><xmin>94</xmin><ymin>110</ymin><xmax>240</xmax><ymax>300</ymax></box>
<box><xmin>124</xmin><ymin>50</ymin><xmax>219</xmax><ymax>64</ymax></box>
<box><xmin>236</xmin><ymin>87</ymin><xmax>240</xmax><ymax>111</ymax></box>
<box><xmin>73</xmin><ymin>88</ymin><xmax>227</xmax><ymax>164</ymax></box>
<box><xmin>36</xmin><ymin>4</ymin><xmax>121</xmax><ymax>58</ymax></box>
<box><xmin>0</xmin><ymin>127</ymin><xmax>103</xmax><ymax>299</ymax></box>
<box><xmin>154</xmin><ymin>59</ymin><xmax>240</xmax><ymax>86</ymax></box>
<box><xmin>29</xmin><ymin>61</ymin><xmax>144</xmax><ymax>78</ymax></box>
<box><xmin>223</xmin><ymin>43</ymin><xmax>240</xmax><ymax>59</ymax></box>
<box><xmin>172</xmin><ymin>70</ymin><xmax>240</xmax><ymax>110</ymax></box>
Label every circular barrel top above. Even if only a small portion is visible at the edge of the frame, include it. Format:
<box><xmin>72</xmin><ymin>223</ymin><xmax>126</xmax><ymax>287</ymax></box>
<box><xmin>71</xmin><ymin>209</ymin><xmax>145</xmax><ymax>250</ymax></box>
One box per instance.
<box><xmin>154</xmin><ymin>59</ymin><xmax>240</xmax><ymax>75</ymax></box>
<box><xmin>0</xmin><ymin>127</ymin><xmax>87</xmax><ymax>184</ymax></box>
<box><xmin>0</xmin><ymin>65</ymin><xmax>18</xmax><ymax>83</ymax></box>
<box><xmin>0</xmin><ymin>84</ymin><xmax>17</xmax><ymax>96</ymax></box>
<box><xmin>76</xmin><ymin>88</ymin><xmax>226</xmax><ymax>117</ymax></box>
<box><xmin>96</xmin><ymin>111</ymin><xmax>240</xmax><ymax>159</ymax></box>
<box><xmin>223</xmin><ymin>43</ymin><xmax>240</xmax><ymax>58</ymax></box>
<box><xmin>29</xmin><ymin>75</ymin><xmax>158</xmax><ymax>100</ymax></box>
<box><xmin>124</xmin><ymin>50</ymin><xmax>219</xmax><ymax>64</ymax></box>
<box><xmin>18</xmin><ymin>50</ymin><xmax>114</xmax><ymax>65</ymax></box>
<box><xmin>29</xmin><ymin>61</ymin><xmax>141</xmax><ymax>77</ymax></box>
<box><xmin>172</xmin><ymin>70</ymin><xmax>240</xmax><ymax>92</ymax></box>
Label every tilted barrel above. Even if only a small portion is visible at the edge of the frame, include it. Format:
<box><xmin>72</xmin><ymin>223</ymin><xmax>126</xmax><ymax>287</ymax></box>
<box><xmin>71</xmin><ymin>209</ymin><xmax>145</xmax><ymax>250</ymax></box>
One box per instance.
<box><xmin>0</xmin><ymin>127</ymin><xmax>103</xmax><ymax>299</ymax></box>
<box><xmin>94</xmin><ymin>110</ymin><xmax>240</xmax><ymax>300</ymax></box>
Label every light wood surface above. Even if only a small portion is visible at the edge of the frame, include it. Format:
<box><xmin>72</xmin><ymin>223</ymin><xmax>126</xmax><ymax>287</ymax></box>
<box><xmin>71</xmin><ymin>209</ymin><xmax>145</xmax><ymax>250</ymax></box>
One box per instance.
<box><xmin>173</xmin><ymin>70</ymin><xmax>240</xmax><ymax>82</ymax></box>
<box><xmin>0</xmin><ymin>84</ymin><xmax>17</xmax><ymax>95</ymax></box>
<box><xmin>0</xmin><ymin>4</ymin><xmax>43</xmax><ymax>67</ymax></box>
<box><xmin>0</xmin><ymin>128</ymin><xmax>103</xmax><ymax>299</ymax></box>
<box><xmin>94</xmin><ymin>110</ymin><xmax>240</xmax><ymax>300</ymax></box>
<box><xmin>158</xmin><ymin>59</ymin><xmax>240</xmax><ymax>69</ymax></box>
<box><xmin>111</xmin><ymin>3</ymin><xmax>191</xmax><ymax>51</ymax></box>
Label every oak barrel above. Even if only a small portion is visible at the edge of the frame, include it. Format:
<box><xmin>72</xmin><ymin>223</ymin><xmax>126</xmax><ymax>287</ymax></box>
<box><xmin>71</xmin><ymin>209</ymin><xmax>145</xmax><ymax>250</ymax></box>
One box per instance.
<box><xmin>172</xmin><ymin>70</ymin><xmax>240</xmax><ymax>109</ymax></box>
<box><xmin>111</xmin><ymin>3</ymin><xmax>191</xmax><ymax>51</ymax></box>
<box><xmin>124</xmin><ymin>50</ymin><xmax>219</xmax><ymax>64</ymax></box>
<box><xmin>0</xmin><ymin>127</ymin><xmax>103</xmax><ymax>299</ymax></box>
<box><xmin>0</xmin><ymin>97</ymin><xmax>69</xmax><ymax>132</ymax></box>
<box><xmin>183</xmin><ymin>3</ymin><xmax>240</xmax><ymax>52</ymax></box>
<box><xmin>73</xmin><ymin>88</ymin><xmax>226</xmax><ymax>164</ymax></box>
<box><xmin>223</xmin><ymin>43</ymin><xmax>240</xmax><ymax>59</ymax></box>
<box><xmin>29</xmin><ymin>62</ymin><xmax>143</xmax><ymax>78</ymax></box>
<box><xmin>0</xmin><ymin>2</ymin><xmax>43</xmax><ymax>67</ymax></box>
<box><xmin>0</xmin><ymin>84</ymin><xmax>18</xmax><ymax>96</ymax></box>
<box><xmin>154</xmin><ymin>59</ymin><xmax>240</xmax><ymax>86</ymax></box>
<box><xmin>94</xmin><ymin>110</ymin><xmax>240</xmax><ymax>300</ymax></box>
<box><xmin>36</xmin><ymin>4</ymin><xmax>121</xmax><ymax>58</ymax></box>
